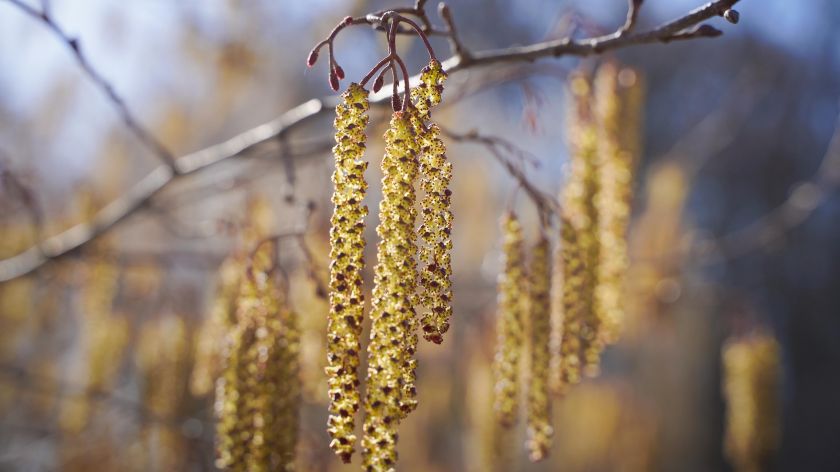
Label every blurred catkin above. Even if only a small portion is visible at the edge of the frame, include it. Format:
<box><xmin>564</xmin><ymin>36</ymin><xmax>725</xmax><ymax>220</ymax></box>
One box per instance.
<box><xmin>493</xmin><ymin>212</ymin><xmax>527</xmax><ymax>427</ymax></box>
<box><xmin>192</xmin><ymin>196</ymin><xmax>274</xmax><ymax>397</ymax></box>
<box><xmin>594</xmin><ymin>63</ymin><xmax>643</xmax><ymax>348</ymax></box>
<box><xmin>563</xmin><ymin>71</ymin><xmax>602</xmax><ymax>378</ymax></box>
<box><xmin>361</xmin><ymin>110</ymin><xmax>420</xmax><ymax>471</ymax></box>
<box><xmin>326</xmin><ymin>83</ymin><xmax>370</xmax><ymax>462</ymax></box>
<box><xmin>411</xmin><ymin>59</ymin><xmax>454</xmax><ymax>345</ymax></box>
<box><xmin>555</xmin><ymin>215</ymin><xmax>586</xmax><ymax>391</ymax></box>
<box><xmin>526</xmin><ymin>236</ymin><xmax>553</xmax><ymax>461</ymax></box>
<box><xmin>216</xmin><ymin>242</ymin><xmax>300</xmax><ymax>472</ymax></box>
<box><xmin>136</xmin><ymin>315</ymin><xmax>190</xmax><ymax>471</ymax></box>
<box><xmin>723</xmin><ymin>332</ymin><xmax>781</xmax><ymax>472</ymax></box>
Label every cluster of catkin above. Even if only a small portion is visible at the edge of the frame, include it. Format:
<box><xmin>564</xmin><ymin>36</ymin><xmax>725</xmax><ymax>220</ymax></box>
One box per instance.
<box><xmin>723</xmin><ymin>332</ymin><xmax>781</xmax><ymax>472</ymax></box>
<box><xmin>325</xmin><ymin>59</ymin><xmax>454</xmax><ymax>469</ymax></box>
<box><xmin>491</xmin><ymin>62</ymin><xmax>643</xmax><ymax>462</ymax></box>
<box><xmin>214</xmin><ymin>240</ymin><xmax>301</xmax><ymax>472</ymax></box>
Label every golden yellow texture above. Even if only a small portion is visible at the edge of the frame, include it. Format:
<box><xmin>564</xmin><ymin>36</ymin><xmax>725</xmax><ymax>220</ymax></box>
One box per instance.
<box><xmin>191</xmin><ymin>253</ymin><xmax>244</xmax><ymax>396</ymax></box>
<box><xmin>594</xmin><ymin>64</ymin><xmax>643</xmax><ymax>349</ymax></box>
<box><xmin>493</xmin><ymin>212</ymin><xmax>527</xmax><ymax>427</ymax></box>
<box><xmin>60</xmin><ymin>256</ymin><xmax>127</xmax><ymax>434</ymax></box>
<box><xmin>361</xmin><ymin>110</ymin><xmax>420</xmax><ymax>471</ymax></box>
<box><xmin>216</xmin><ymin>242</ymin><xmax>301</xmax><ymax>471</ymax></box>
<box><xmin>526</xmin><ymin>236</ymin><xmax>553</xmax><ymax>461</ymax></box>
<box><xmin>411</xmin><ymin>59</ymin><xmax>454</xmax><ymax>345</ymax></box>
<box><xmin>136</xmin><ymin>315</ymin><xmax>190</xmax><ymax>471</ymax></box>
<box><xmin>327</xmin><ymin>82</ymin><xmax>370</xmax><ymax>462</ymax></box>
<box><xmin>563</xmin><ymin>72</ymin><xmax>603</xmax><ymax>377</ymax></box>
<box><xmin>555</xmin><ymin>215</ymin><xmax>587</xmax><ymax>391</ymax></box>
<box><xmin>723</xmin><ymin>332</ymin><xmax>781</xmax><ymax>472</ymax></box>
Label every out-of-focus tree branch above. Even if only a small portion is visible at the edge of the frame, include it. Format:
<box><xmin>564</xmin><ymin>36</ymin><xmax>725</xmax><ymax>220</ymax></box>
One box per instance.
<box><xmin>0</xmin><ymin>0</ymin><xmax>743</xmax><ymax>281</ymax></box>
<box><xmin>5</xmin><ymin>0</ymin><xmax>178</xmax><ymax>171</ymax></box>
<box><xmin>696</xmin><ymin>109</ymin><xmax>840</xmax><ymax>262</ymax></box>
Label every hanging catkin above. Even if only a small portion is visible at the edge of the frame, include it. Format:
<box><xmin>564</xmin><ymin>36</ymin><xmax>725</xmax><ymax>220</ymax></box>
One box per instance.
<box><xmin>555</xmin><ymin>214</ymin><xmax>587</xmax><ymax>390</ymax></box>
<box><xmin>411</xmin><ymin>59</ymin><xmax>454</xmax><ymax>345</ymax></box>
<box><xmin>723</xmin><ymin>332</ymin><xmax>780</xmax><ymax>472</ymax></box>
<box><xmin>493</xmin><ymin>212</ymin><xmax>527</xmax><ymax>427</ymax></box>
<box><xmin>361</xmin><ymin>110</ymin><xmax>420</xmax><ymax>471</ymax></box>
<box><xmin>562</xmin><ymin>71</ymin><xmax>602</xmax><ymax>378</ymax></box>
<box><xmin>525</xmin><ymin>236</ymin><xmax>553</xmax><ymax>461</ymax></box>
<box><xmin>594</xmin><ymin>63</ymin><xmax>643</xmax><ymax>349</ymax></box>
<box><xmin>326</xmin><ymin>83</ymin><xmax>370</xmax><ymax>462</ymax></box>
<box><xmin>216</xmin><ymin>242</ymin><xmax>300</xmax><ymax>472</ymax></box>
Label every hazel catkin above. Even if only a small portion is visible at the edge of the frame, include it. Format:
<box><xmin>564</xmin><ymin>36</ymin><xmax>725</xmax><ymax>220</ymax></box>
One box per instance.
<box><xmin>411</xmin><ymin>59</ymin><xmax>454</xmax><ymax>344</ymax></box>
<box><xmin>723</xmin><ymin>332</ymin><xmax>780</xmax><ymax>472</ymax></box>
<box><xmin>526</xmin><ymin>236</ymin><xmax>553</xmax><ymax>461</ymax></box>
<box><xmin>493</xmin><ymin>212</ymin><xmax>527</xmax><ymax>427</ymax></box>
<box><xmin>361</xmin><ymin>110</ymin><xmax>421</xmax><ymax>471</ymax></box>
<box><xmin>326</xmin><ymin>82</ymin><xmax>370</xmax><ymax>462</ymax></box>
<box><xmin>594</xmin><ymin>63</ymin><xmax>642</xmax><ymax>349</ymax></box>
<box><xmin>563</xmin><ymin>72</ymin><xmax>603</xmax><ymax>378</ymax></box>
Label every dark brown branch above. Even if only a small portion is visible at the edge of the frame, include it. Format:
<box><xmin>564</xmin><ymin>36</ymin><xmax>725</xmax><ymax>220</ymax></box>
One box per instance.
<box><xmin>4</xmin><ymin>0</ymin><xmax>178</xmax><ymax>172</ymax></box>
<box><xmin>0</xmin><ymin>0</ymin><xmax>742</xmax><ymax>282</ymax></box>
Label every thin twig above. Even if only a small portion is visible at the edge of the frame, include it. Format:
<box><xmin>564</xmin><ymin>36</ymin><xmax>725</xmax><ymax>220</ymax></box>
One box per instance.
<box><xmin>5</xmin><ymin>0</ymin><xmax>178</xmax><ymax>171</ymax></box>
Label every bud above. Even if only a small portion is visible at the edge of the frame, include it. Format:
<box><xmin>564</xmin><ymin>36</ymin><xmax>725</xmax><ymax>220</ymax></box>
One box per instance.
<box><xmin>391</xmin><ymin>92</ymin><xmax>402</xmax><ymax>111</ymax></box>
<box><xmin>329</xmin><ymin>70</ymin><xmax>340</xmax><ymax>91</ymax></box>
<box><xmin>334</xmin><ymin>64</ymin><xmax>345</xmax><ymax>80</ymax></box>
<box><xmin>723</xmin><ymin>9</ymin><xmax>740</xmax><ymax>24</ymax></box>
<box><xmin>372</xmin><ymin>74</ymin><xmax>385</xmax><ymax>93</ymax></box>
<box><xmin>307</xmin><ymin>48</ymin><xmax>319</xmax><ymax>67</ymax></box>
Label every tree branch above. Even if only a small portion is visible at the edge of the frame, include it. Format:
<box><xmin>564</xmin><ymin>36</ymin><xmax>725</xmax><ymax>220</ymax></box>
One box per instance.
<box><xmin>5</xmin><ymin>0</ymin><xmax>179</xmax><ymax>171</ymax></box>
<box><xmin>0</xmin><ymin>0</ymin><xmax>742</xmax><ymax>282</ymax></box>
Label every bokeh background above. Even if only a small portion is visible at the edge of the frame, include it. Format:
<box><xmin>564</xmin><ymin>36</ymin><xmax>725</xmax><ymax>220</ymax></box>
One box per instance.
<box><xmin>1</xmin><ymin>0</ymin><xmax>839</xmax><ymax>470</ymax></box>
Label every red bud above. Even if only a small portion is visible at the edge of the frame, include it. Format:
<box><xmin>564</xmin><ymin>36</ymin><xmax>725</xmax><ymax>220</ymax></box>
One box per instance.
<box><xmin>334</xmin><ymin>64</ymin><xmax>345</xmax><ymax>80</ymax></box>
<box><xmin>307</xmin><ymin>49</ymin><xmax>319</xmax><ymax>67</ymax></box>
<box><xmin>329</xmin><ymin>70</ymin><xmax>340</xmax><ymax>91</ymax></box>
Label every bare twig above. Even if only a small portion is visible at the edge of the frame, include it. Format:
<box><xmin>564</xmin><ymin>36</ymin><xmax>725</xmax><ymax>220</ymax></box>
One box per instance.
<box><xmin>440</xmin><ymin>127</ymin><xmax>558</xmax><ymax>219</ymax></box>
<box><xmin>620</xmin><ymin>0</ymin><xmax>645</xmax><ymax>36</ymax></box>
<box><xmin>0</xmin><ymin>0</ymin><xmax>742</xmax><ymax>281</ymax></box>
<box><xmin>5</xmin><ymin>0</ymin><xmax>178</xmax><ymax>171</ymax></box>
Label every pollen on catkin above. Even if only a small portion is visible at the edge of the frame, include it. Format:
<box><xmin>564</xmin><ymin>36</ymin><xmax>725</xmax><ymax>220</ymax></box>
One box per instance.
<box><xmin>215</xmin><ymin>242</ymin><xmax>300</xmax><ymax>472</ymax></box>
<box><xmin>594</xmin><ymin>63</ymin><xmax>642</xmax><ymax>348</ymax></box>
<box><xmin>723</xmin><ymin>332</ymin><xmax>781</xmax><ymax>472</ymax></box>
<box><xmin>361</xmin><ymin>110</ymin><xmax>420</xmax><ymax>471</ymax></box>
<box><xmin>493</xmin><ymin>212</ymin><xmax>527</xmax><ymax>427</ymax></box>
<box><xmin>526</xmin><ymin>236</ymin><xmax>553</xmax><ymax>461</ymax></box>
<box><xmin>563</xmin><ymin>71</ymin><xmax>602</xmax><ymax>378</ymax></box>
<box><xmin>326</xmin><ymin>82</ymin><xmax>370</xmax><ymax>462</ymax></box>
<box><xmin>411</xmin><ymin>59</ymin><xmax>454</xmax><ymax>344</ymax></box>
<box><xmin>556</xmin><ymin>214</ymin><xmax>587</xmax><ymax>390</ymax></box>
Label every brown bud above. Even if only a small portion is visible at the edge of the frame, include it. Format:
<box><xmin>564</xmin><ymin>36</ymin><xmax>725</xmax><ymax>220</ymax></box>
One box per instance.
<box><xmin>723</xmin><ymin>9</ymin><xmax>740</xmax><ymax>24</ymax></box>
<box><xmin>334</xmin><ymin>64</ymin><xmax>345</xmax><ymax>80</ymax></box>
<box><xmin>391</xmin><ymin>92</ymin><xmax>402</xmax><ymax>111</ymax></box>
<box><xmin>372</xmin><ymin>74</ymin><xmax>385</xmax><ymax>93</ymax></box>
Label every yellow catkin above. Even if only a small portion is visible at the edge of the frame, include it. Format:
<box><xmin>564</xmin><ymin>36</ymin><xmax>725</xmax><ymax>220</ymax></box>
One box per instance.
<box><xmin>493</xmin><ymin>212</ymin><xmax>526</xmax><ymax>427</ymax></box>
<box><xmin>326</xmin><ymin>82</ymin><xmax>370</xmax><ymax>462</ymax></box>
<box><xmin>361</xmin><ymin>110</ymin><xmax>420</xmax><ymax>471</ymax></box>
<box><xmin>526</xmin><ymin>236</ymin><xmax>553</xmax><ymax>461</ymax></box>
<box><xmin>136</xmin><ymin>315</ymin><xmax>190</xmax><ymax>472</ymax></box>
<box><xmin>594</xmin><ymin>63</ymin><xmax>643</xmax><ymax>348</ymax></box>
<box><xmin>411</xmin><ymin>59</ymin><xmax>454</xmax><ymax>345</ymax></box>
<box><xmin>556</xmin><ymin>215</ymin><xmax>587</xmax><ymax>390</ymax></box>
<box><xmin>563</xmin><ymin>71</ymin><xmax>602</xmax><ymax>378</ymax></box>
<box><xmin>216</xmin><ymin>242</ymin><xmax>300</xmax><ymax>472</ymax></box>
<box><xmin>191</xmin><ymin>253</ymin><xmax>244</xmax><ymax>396</ymax></box>
<box><xmin>723</xmin><ymin>332</ymin><xmax>781</xmax><ymax>472</ymax></box>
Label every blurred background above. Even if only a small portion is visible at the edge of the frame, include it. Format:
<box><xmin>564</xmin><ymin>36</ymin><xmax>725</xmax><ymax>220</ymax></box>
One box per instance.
<box><xmin>1</xmin><ymin>0</ymin><xmax>839</xmax><ymax>470</ymax></box>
